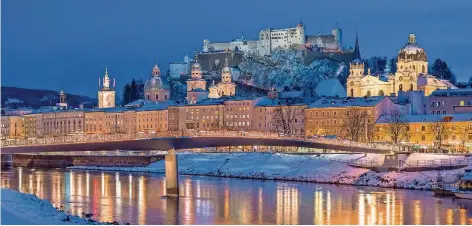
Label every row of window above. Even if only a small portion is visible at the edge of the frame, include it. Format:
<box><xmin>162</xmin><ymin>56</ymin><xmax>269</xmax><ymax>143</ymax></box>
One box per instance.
<box><xmin>226</xmin><ymin>121</ymin><xmax>250</xmax><ymax>127</ymax></box>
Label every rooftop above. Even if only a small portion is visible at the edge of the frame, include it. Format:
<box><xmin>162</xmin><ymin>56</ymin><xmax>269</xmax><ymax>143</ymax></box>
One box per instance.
<box><xmin>377</xmin><ymin>114</ymin><xmax>472</xmax><ymax>123</ymax></box>
<box><xmin>307</xmin><ymin>96</ymin><xmax>386</xmax><ymax>109</ymax></box>
<box><xmin>430</xmin><ymin>88</ymin><xmax>472</xmax><ymax>97</ymax></box>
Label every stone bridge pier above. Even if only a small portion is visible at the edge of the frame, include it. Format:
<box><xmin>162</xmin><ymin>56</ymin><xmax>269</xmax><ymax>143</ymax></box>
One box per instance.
<box><xmin>165</xmin><ymin>149</ymin><xmax>179</xmax><ymax>198</ymax></box>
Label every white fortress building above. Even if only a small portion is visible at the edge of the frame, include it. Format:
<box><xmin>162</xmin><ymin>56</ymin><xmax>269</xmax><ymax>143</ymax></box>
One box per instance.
<box><xmin>202</xmin><ymin>23</ymin><xmax>343</xmax><ymax>56</ymax></box>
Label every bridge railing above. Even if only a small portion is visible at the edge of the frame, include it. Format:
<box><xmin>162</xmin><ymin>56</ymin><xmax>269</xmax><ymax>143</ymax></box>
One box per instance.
<box><xmin>401</xmin><ymin>158</ymin><xmax>471</xmax><ymax>168</ymax></box>
<box><xmin>1</xmin><ymin>130</ymin><xmax>405</xmax><ymax>152</ymax></box>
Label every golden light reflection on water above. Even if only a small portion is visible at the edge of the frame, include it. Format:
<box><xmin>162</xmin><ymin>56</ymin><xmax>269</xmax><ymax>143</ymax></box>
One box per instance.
<box><xmin>2</xmin><ymin>168</ymin><xmax>472</xmax><ymax>225</ymax></box>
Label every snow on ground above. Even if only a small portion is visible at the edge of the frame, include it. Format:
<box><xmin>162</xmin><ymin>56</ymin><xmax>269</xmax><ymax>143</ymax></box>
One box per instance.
<box><xmin>1</xmin><ymin>188</ymin><xmax>105</xmax><ymax>225</ymax></box>
<box><xmin>406</xmin><ymin>153</ymin><xmax>466</xmax><ymax>161</ymax></box>
<box><xmin>69</xmin><ymin>153</ymin><xmax>472</xmax><ymax>190</ymax></box>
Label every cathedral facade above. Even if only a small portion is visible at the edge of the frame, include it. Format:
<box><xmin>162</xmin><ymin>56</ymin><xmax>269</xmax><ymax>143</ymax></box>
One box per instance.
<box><xmin>347</xmin><ymin>33</ymin><xmax>454</xmax><ymax>98</ymax></box>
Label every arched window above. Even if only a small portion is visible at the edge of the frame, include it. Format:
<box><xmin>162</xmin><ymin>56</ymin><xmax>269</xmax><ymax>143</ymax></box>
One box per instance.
<box><xmin>378</xmin><ymin>90</ymin><xmax>384</xmax><ymax>96</ymax></box>
<box><xmin>422</xmin><ymin>65</ymin><xmax>425</xmax><ymax>73</ymax></box>
<box><xmin>413</xmin><ymin>65</ymin><xmax>416</xmax><ymax>70</ymax></box>
<box><xmin>366</xmin><ymin>91</ymin><xmax>371</xmax><ymax>97</ymax></box>
<box><xmin>147</xmin><ymin>95</ymin><xmax>150</xmax><ymax>100</ymax></box>
<box><xmin>399</xmin><ymin>84</ymin><xmax>403</xmax><ymax>92</ymax></box>
<box><xmin>350</xmin><ymin>88</ymin><xmax>354</xmax><ymax>97</ymax></box>
<box><xmin>156</xmin><ymin>94</ymin><xmax>159</xmax><ymax>100</ymax></box>
<box><xmin>410</xmin><ymin>84</ymin><xmax>414</xmax><ymax>91</ymax></box>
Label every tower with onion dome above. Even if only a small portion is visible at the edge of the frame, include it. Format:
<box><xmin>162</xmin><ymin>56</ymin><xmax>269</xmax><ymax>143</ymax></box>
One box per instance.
<box><xmin>144</xmin><ymin>62</ymin><xmax>171</xmax><ymax>102</ymax></box>
<box><xmin>186</xmin><ymin>54</ymin><xmax>208</xmax><ymax>104</ymax></box>
<box><xmin>216</xmin><ymin>56</ymin><xmax>236</xmax><ymax>97</ymax></box>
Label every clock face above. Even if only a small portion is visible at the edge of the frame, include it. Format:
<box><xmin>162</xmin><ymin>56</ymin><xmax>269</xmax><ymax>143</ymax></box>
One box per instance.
<box><xmin>399</xmin><ymin>76</ymin><xmax>403</xmax><ymax>81</ymax></box>
<box><xmin>350</xmin><ymin>81</ymin><xmax>354</xmax><ymax>86</ymax></box>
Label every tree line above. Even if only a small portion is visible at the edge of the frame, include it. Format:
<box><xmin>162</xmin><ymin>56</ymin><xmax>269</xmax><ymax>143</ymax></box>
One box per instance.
<box><xmin>122</xmin><ymin>79</ymin><xmax>144</xmax><ymax>105</ymax></box>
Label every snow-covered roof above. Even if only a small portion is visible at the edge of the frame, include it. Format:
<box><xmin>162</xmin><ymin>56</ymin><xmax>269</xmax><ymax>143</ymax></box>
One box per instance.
<box><xmin>308</xmin><ymin>96</ymin><xmax>386</xmax><ymax>109</ymax></box>
<box><xmin>377</xmin><ymin>113</ymin><xmax>472</xmax><ymax>124</ymax></box>
<box><xmin>136</xmin><ymin>103</ymin><xmax>169</xmax><ymax>111</ymax></box>
<box><xmin>279</xmin><ymin>91</ymin><xmax>304</xmax><ymax>98</ymax></box>
<box><xmin>315</xmin><ymin>79</ymin><xmax>346</xmax><ymax>98</ymax></box>
<box><xmin>254</xmin><ymin>96</ymin><xmax>311</xmax><ymax>107</ymax></box>
<box><xmin>431</xmin><ymin>88</ymin><xmax>472</xmax><ymax>97</ymax></box>
<box><xmin>125</xmin><ymin>99</ymin><xmax>153</xmax><ymax>107</ymax></box>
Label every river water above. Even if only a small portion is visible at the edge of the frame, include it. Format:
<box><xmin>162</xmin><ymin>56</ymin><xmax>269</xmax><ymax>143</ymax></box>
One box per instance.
<box><xmin>2</xmin><ymin>167</ymin><xmax>472</xmax><ymax>225</ymax></box>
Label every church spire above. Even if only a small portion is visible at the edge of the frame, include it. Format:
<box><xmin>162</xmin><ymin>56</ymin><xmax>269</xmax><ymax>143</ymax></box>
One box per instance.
<box><xmin>194</xmin><ymin>50</ymin><xmax>199</xmax><ymax>63</ymax></box>
<box><xmin>353</xmin><ymin>30</ymin><xmax>361</xmax><ymax>60</ymax></box>
<box><xmin>104</xmin><ymin>65</ymin><xmax>109</xmax><ymax>77</ymax></box>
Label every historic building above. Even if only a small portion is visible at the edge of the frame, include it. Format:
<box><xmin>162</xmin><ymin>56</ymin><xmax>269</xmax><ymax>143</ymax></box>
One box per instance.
<box><xmin>196</xmin><ymin>50</ymin><xmax>243</xmax><ymax>73</ymax></box>
<box><xmin>253</xmin><ymin>90</ymin><xmax>307</xmax><ymax>135</ymax></box>
<box><xmin>427</xmin><ymin>88</ymin><xmax>472</xmax><ymax>114</ymax></box>
<box><xmin>347</xmin><ymin>33</ymin><xmax>455</xmax><ymax>98</ymax></box>
<box><xmin>375</xmin><ymin>114</ymin><xmax>472</xmax><ymax>147</ymax></box>
<box><xmin>136</xmin><ymin>104</ymin><xmax>168</xmax><ymax>132</ymax></box>
<box><xmin>186</xmin><ymin>56</ymin><xmax>209</xmax><ymax>104</ymax></box>
<box><xmin>211</xmin><ymin>57</ymin><xmax>236</xmax><ymax>98</ymax></box>
<box><xmin>98</xmin><ymin>67</ymin><xmax>116</xmax><ymax>108</ymax></box>
<box><xmin>203</xmin><ymin>23</ymin><xmax>344</xmax><ymax>56</ymax></box>
<box><xmin>304</xmin><ymin>96</ymin><xmax>402</xmax><ymax>141</ymax></box>
<box><xmin>56</xmin><ymin>90</ymin><xmax>68</xmax><ymax>108</ymax></box>
<box><xmin>144</xmin><ymin>63</ymin><xmax>171</xmax><ymax>102</ymax></box>
<box><xmin>1</xmin><ymin>115</ymin><xmax>24</xmax><ymax>139</ymax></box>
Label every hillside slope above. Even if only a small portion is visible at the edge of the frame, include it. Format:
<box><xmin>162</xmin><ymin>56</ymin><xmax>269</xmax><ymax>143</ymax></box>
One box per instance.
<box><xmin>1</xmin><ymin>86</ymin><xmax>96</xmax><ymax>108</ymax></box>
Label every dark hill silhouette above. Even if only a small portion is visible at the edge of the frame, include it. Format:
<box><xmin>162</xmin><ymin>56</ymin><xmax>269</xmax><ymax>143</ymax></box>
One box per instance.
<box><xmin>1</xmin><ymin>86</ymin><xmax>97</xmax><ymax>108</ymax></box>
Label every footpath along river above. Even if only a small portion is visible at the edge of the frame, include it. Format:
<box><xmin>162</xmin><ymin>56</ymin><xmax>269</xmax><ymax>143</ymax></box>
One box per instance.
<box><xmin>2</xmin><ymin>167</ymin><xmax>472</xmax><ymax>225</ymax></box>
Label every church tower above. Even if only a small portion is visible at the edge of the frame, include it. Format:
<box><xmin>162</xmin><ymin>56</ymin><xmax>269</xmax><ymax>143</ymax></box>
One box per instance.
<box><xmin>186</xmin><ymin>54</ymin><xmax>208</xmax><ymax>104</ymax></box>
<box><xmin>144</xmin><ymin>62</ymin><xmax>171</xmax><ymax>102</ymax></box>
<box><xmin>353</xmin><ymin>31</ymin><xmax>361</xmax><ymax>60</ymax></box>
<box><xmin>98</xmin><ymin>66</ymin><xmax>116</xmax><ymax>108</ymax></box>
<box><xmin>346</xmin><ymin>59</ymin><xmax>364</xmax><ymax>97</ymax></box>
<box><xmin>216</xmin><ymin>56</ymin><xmax>236</xmax><ymax>97</ymax></box>
<box><xmin>395</xmin><ymin>32</ymin><xmax>428</xmax><ymax>93</ymax></box>
<box><xmin>208</xmin><ymin>80</ymin><xmax>220</xmax><ymax>99</ymax></box>
<box><xmin>56</xmin><ymin>89</ymin><xmax>68</xmax><ymax>108</ymax></box>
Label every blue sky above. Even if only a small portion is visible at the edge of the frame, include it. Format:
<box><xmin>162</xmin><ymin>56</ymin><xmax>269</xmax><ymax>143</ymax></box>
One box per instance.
<box><xmin>2</xmin><ymin>0</ymin><xmax>472</xmax><ymax>97</ymax></box>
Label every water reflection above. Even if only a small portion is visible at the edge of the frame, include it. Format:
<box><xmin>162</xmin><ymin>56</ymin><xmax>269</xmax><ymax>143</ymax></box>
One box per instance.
<box><xmin>2</xmin><ymin>167</ymin><xmax>472</xmax><ymax>225</ymax></box>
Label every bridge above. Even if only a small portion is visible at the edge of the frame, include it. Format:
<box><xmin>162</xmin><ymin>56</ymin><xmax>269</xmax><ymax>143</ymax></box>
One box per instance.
<box><xmin>1</xmin><ymin>131</ymin><xmax>404</xmax><ymax>154</ymax></box>
<box><xmin>1</xmin><ymin>131</ymin><xmax>406</xmax><ymax>198</ymax></box>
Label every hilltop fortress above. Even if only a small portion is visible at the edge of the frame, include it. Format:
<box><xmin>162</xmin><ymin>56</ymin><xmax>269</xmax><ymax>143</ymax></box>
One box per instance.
<box><xmin>203</xmin><ymin>23</ymin><xmax>348</xmax><ymax>56</ymax></box>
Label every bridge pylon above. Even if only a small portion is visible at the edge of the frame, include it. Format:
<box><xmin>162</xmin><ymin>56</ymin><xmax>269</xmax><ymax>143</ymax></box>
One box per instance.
<box><xmin>165</xmin><ymin>149</ymin><xmax>179</xmax><ymax>198</ymax></box>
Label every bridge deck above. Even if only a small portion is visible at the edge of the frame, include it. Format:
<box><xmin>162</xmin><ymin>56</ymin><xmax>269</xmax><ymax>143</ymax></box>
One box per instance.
<box><xmin>1</xmin><ymin>137</ymin><xmax>392</xmax><ymax>154</ymax></box>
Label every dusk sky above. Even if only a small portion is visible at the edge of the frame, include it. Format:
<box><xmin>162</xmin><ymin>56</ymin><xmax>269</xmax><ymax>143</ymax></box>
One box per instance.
<box><xmin>2</xmin><ymin>0</ymin><xmax>472</xmax><ymax>98</ymax></box>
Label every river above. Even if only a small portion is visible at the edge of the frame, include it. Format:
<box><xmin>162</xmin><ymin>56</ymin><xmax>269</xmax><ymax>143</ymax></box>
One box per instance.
<box><xmin>1</xmin><ymin>167</ymin><xmax>472</xmax><ymax>225</ymax></box>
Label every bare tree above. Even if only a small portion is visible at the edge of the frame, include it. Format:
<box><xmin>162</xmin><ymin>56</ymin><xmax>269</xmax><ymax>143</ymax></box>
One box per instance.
<box><xmin>429</xmin><ymin>116</ymin><xmax>452</xmax><ymax>149</ymax></box>
<box><xmin>457</xmin><ymin>126</ymin><xmax>471</xmax><ymax>151</ymax></box>
<box><xmin>383</xmin><ymin>110</ymin><xmax>410</xmax><ymax>143</ymax></box>
<box><xmin>366</xmin><ymin>122</ymin><xmax>376</xmax><ymax>143</ymax></box>
<box><xmin>341</xmin><ymin>108</ymin><xmax>368</xmax><ymax>142</ymax></box>
<box><xmin>272</xmin><ymin>104</ymin><xmax>304</xmax><ymax>135</ymax></box>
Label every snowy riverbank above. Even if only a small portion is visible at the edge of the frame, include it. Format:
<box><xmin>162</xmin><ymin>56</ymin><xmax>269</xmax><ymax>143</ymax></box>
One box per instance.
<box><xmin>69</xmin><ymin>153</ymin><xmax>471</xmax><ymax>190</ymax></box>
<box><xmin>0</xmin><ymin>188</ymin><xmax>106</xmax><ymax>225</ymax></box>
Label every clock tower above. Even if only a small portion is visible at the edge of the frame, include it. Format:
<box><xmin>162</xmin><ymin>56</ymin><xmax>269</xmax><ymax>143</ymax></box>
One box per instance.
<box><xmin>98</xmin><ymin>66</ymin><xmax>116</xmax><ymax>108</ymax></box>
